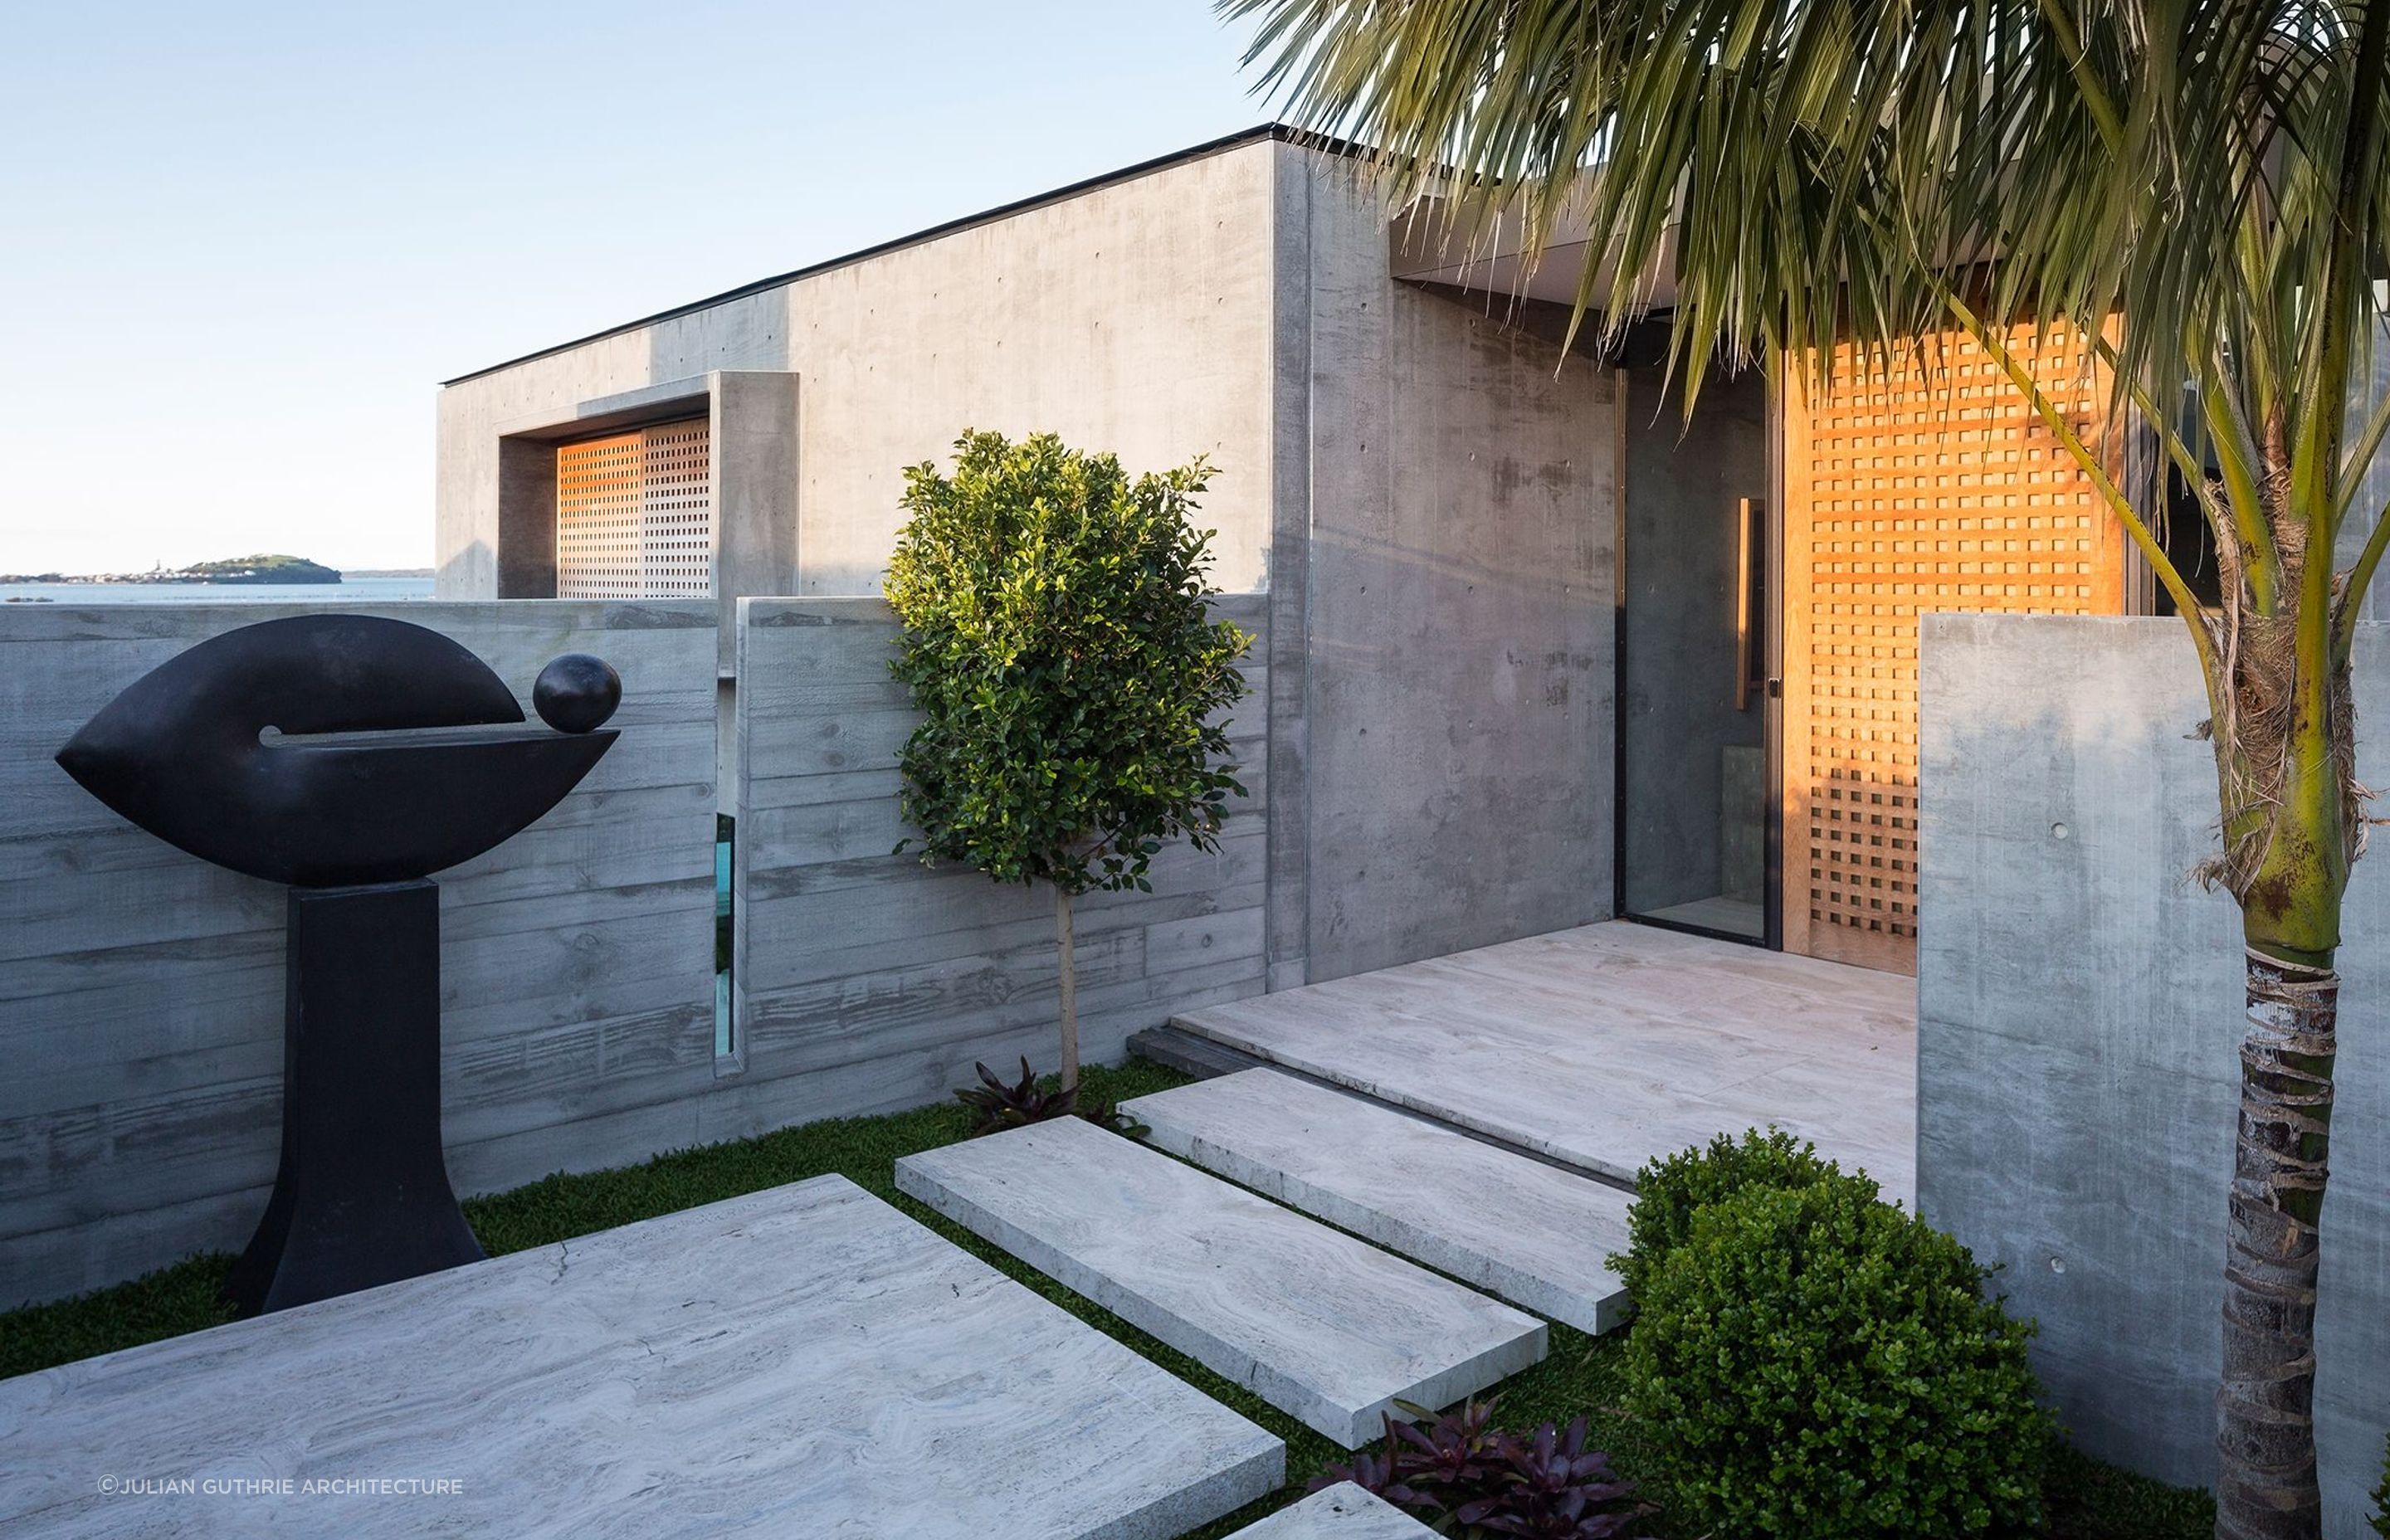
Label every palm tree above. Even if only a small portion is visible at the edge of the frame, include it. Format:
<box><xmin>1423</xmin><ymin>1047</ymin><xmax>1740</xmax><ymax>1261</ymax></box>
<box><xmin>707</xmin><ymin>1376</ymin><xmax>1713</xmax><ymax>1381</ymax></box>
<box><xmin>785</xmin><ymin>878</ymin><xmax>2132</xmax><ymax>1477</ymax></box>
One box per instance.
<box><xmin>1228</xmin><ymin>2</ymin><xmax>2386</xmax><ymax>1536</ymax></box>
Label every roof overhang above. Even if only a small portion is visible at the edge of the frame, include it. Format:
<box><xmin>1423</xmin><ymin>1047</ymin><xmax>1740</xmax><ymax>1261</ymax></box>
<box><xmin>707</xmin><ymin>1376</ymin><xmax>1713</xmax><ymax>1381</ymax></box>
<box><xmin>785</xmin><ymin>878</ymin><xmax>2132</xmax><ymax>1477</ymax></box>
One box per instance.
<box><xmin>1388</xmin><ymin>176</ymin><xmax>1679</xmax><ymax>316</ymax></box>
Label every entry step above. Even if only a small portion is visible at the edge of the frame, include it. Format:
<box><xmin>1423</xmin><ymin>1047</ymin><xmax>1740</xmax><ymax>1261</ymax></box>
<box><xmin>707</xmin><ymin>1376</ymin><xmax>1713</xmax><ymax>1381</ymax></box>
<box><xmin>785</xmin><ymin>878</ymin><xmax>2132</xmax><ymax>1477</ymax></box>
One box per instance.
<box><xmin>1128</xmin><ymin>1022</ymin><xmax>1267</xmax><ymax>1079</ymax></box>
<box><xmin>1224</xmin><ymin>1484</ymin><xmax>1436</xmax><ymax>1538</ymax></box>
<box><xmin>895</xmin><ymin>1116</ymin><xmax>1546</xmax><ymax>1446</ymax></box>
<box><xmin>1123</xmin><ymin>1070</ymin><xmax>1633</xmax><ymax>1334</ymax></box>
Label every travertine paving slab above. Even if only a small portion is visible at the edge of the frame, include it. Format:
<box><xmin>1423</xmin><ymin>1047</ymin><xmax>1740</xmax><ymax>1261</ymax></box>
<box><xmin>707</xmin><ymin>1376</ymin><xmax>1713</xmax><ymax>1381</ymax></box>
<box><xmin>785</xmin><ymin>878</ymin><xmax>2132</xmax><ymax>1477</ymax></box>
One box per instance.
<box><xmin>1124</xmin><ymin>1070</ymin><xmax>1633</xmax><ymax>1333</ymax></box>
<box><xmin>895</xmin><ymin>1116</ymin><xmax>1547</xmax><ymax>1446</ymax></box>
<box><xmin>1225</xmin><ymin>1484</ymin><xmax>1436</xmax><ymax>1538</ymax></box>
<box><xmin>0</xmin><ymin>1175</ymin><xmax>1282</xmax><ymax>1539</ymax></box>
<box><xmin>1173</xmin><ymin>920</ymin><xmax>1918</xmax><ymax>1202</ymax></box>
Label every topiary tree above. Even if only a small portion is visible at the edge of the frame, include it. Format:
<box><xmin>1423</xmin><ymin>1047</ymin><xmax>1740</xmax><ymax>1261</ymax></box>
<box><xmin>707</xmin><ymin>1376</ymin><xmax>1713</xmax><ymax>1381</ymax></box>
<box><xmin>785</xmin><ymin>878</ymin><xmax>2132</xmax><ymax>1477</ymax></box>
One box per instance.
<box><xmin>1622</xmin><ymin>1178</ymin><xmax>2051</xmax><ymax>1540</ymax></box>
<box><xmin>885</xmin><ymin>430</ymin><xmax>1251</xmax><ymax>1092</ymax></box>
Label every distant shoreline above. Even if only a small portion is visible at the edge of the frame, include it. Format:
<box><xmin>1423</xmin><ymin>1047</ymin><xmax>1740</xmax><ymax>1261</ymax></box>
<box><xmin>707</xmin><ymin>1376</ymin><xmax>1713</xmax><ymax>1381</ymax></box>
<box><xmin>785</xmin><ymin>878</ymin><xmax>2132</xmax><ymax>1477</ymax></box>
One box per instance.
<box><xmin>0</xmin><ymin>576</ymin><xmax>347</xmax><ymax>587</ymax></box>
<box><xmin>0</xmin><ymin>557</ymin><xmax>429</xmax><ymax>586</ymax></box>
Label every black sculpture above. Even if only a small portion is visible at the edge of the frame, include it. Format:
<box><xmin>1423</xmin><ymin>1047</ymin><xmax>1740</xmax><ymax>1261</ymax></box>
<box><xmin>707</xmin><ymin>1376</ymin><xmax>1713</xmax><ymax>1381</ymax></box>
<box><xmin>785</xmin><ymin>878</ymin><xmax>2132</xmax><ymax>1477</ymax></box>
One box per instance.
<box><xmin>56</xmin><ymin>615</ymin><xmax>622</xmax><ymax>1315</ymax></box>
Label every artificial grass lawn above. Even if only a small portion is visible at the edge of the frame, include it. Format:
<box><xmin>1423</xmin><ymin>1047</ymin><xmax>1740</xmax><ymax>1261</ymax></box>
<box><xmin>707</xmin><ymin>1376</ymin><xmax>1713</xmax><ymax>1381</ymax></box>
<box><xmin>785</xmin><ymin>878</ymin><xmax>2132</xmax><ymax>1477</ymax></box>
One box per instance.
<box><xmin>0</xmin><ymin>1059</ymin><xmax>2213</xmax><ymax>1539</ymax></box>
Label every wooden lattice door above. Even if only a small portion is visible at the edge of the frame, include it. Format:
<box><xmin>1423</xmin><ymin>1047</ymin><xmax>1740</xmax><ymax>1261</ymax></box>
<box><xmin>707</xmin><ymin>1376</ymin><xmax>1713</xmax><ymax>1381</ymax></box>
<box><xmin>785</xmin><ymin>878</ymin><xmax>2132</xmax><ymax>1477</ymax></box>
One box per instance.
<box><xmin>1780</xmin><ymin>324</ymin><xmax>2132</xmax><ymax>972</ymax></box>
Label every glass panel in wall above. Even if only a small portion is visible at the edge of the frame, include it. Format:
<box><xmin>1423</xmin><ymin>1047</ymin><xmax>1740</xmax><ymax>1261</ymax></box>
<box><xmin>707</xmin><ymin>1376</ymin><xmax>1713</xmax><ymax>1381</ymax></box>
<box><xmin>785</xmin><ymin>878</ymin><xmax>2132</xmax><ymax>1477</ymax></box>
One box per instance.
<box><xmin>715</xmin><ymin>813</ymin><xmax>734</xmax><ymax>1057</ymax></box>
<box><xmin>1618</xmin><ymin>366</ymin><xmax>1769</xmax><ymax>941</ymax></box>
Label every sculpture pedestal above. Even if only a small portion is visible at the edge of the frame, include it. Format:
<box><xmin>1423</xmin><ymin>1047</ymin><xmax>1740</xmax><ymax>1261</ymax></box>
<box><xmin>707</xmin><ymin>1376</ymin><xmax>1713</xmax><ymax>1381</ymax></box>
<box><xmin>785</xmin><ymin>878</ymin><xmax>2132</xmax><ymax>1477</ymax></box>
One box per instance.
<box><xmin>222</xmin><ymin>880</ymin><xmax>485</xmax><ymax>1316</ymax></box>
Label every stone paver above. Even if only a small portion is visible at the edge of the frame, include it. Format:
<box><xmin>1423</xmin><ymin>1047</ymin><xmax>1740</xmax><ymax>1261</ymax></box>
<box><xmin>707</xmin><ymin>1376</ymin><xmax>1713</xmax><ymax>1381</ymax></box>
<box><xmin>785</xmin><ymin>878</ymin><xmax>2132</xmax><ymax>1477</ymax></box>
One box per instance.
<box><xmin>1172</xmin><ymin>920</ymin><xmax>1918</xmax><ymax>1202</ymax></box>
<box><xmin>895</xmin><ymin>1116</ymin><xmax>1547</xmax><ymax>1446</ymax></box>
<box><xmin>1222</xmin><ymin>1483</ymin><xmax>1436</xmax><ymax>1538</ymax></box>
<box><xmin>0</xmin><ymin>1175</ymin><xmax>1282</xmax><ymax>1539</ymax></box>
<box><xmin>1125</xmin><ymin>1069</ymin><xmax>1633</xmax><ymax>1333</ymax></box>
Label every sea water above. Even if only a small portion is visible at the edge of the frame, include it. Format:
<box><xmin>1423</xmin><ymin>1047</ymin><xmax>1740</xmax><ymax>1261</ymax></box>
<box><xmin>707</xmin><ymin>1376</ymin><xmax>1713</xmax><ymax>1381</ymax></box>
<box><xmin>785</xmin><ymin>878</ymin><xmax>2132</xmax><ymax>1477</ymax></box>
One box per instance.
<box><xmin>0</xmin><ymin>576</ymin><xmax>435</xmax><ymax>605</ymax></box>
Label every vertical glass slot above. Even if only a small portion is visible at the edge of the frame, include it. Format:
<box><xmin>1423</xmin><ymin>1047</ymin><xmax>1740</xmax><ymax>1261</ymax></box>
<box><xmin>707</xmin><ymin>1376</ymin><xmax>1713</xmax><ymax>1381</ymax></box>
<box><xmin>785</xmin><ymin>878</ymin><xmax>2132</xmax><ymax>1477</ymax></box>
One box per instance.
<box><xmin>715</xmin><ymin>813</ymin><xmax>734</xmax><ymax>1057</ymax></box>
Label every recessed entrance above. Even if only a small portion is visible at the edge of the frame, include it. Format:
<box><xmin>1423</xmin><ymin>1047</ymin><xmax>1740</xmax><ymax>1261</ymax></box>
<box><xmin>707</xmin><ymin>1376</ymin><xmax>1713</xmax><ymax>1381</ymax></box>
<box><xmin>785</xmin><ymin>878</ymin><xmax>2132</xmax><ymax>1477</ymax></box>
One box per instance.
<box><xmin>1616</xmin><ymin>357</ymin><xmax>1773</xmax><ymax>944</ymax></box>
<box><xmin>1617</xmin><ymin>320</ymin><xmax>2135</xmax><ymax>972</ymax></box>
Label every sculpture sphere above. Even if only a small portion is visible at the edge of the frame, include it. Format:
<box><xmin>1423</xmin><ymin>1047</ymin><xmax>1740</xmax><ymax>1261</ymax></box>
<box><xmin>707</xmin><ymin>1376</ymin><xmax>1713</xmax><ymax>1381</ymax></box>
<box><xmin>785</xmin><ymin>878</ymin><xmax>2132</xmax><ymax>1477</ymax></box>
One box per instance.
<box><xmin>534</xmin><ymin>653</ymin><xmax>622</xmax><ymax>733</ymax></box>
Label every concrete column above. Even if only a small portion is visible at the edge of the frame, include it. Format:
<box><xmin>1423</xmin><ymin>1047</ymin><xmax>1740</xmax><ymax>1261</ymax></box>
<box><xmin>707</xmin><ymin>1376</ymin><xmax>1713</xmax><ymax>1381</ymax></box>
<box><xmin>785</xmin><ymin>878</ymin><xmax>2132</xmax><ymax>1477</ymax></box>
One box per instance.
<box><xmin>495</xmin><ymin>437</ymin><xmax>558</xmax><ymax>598</ymax></box>
<box><xmin>710</xmin><ymin>371</ymin><xmax>802</xmax><ymax>673</ymax></box>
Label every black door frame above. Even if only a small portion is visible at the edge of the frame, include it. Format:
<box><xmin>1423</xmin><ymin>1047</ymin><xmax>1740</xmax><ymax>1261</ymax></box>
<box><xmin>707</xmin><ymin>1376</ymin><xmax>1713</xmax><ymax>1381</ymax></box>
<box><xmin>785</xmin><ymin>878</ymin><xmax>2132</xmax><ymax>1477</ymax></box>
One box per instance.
<box><xmin>1608</xmin><ymin>349</ymin><xmax>1784</xmax><ymax>952</ymax></box>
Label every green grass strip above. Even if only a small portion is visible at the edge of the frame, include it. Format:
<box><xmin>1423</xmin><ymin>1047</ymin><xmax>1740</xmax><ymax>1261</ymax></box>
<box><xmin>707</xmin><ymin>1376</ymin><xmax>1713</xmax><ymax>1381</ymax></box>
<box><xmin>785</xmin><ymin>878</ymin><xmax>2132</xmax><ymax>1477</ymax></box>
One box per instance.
<box><xmin>0</xmin><ymin>1060</ymin><xmax>2212</xmax><ymax>1538</ymax></box>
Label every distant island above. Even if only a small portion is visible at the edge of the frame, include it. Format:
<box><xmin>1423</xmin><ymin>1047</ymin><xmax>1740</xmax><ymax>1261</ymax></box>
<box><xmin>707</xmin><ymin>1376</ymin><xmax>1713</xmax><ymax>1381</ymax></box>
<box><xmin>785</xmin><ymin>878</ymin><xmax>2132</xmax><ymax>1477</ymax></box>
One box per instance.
<box><xmin>1</xmin><ymin>554</ymin><xmax>344</xmax><ymax>586</ymax></box>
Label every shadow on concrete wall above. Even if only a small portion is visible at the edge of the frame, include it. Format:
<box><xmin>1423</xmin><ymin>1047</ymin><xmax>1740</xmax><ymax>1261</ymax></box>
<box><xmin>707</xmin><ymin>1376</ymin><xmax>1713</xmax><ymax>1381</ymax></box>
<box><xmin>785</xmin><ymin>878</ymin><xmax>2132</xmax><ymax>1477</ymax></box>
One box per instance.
<box><xmin>1918</xmin><ymin>612</ymin><xmax>2388</xmax><ymax>1538</ymax></box>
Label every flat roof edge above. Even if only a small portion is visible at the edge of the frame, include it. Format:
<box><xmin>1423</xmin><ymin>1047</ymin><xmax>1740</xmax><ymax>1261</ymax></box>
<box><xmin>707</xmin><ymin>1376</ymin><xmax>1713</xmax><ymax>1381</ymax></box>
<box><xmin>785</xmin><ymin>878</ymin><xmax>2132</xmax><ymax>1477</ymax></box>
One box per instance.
<box><xmin>442</xmin><ymin>122</ymin><xmax>1325</xmax><ymax>387</ymax></box>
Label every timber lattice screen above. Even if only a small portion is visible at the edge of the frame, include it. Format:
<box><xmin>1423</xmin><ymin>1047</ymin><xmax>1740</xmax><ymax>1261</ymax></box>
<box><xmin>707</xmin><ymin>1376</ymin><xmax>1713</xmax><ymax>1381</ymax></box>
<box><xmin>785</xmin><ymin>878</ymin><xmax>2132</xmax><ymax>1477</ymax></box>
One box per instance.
<box><xmin>556</xmin><ymin>420</ymin><xmax>713</xmax><ymax>599</ymax></box>
<box><xmin>1782</xmin><ymin>324</ymin><xmax>2130</xmax><ymax>973</ymax></box>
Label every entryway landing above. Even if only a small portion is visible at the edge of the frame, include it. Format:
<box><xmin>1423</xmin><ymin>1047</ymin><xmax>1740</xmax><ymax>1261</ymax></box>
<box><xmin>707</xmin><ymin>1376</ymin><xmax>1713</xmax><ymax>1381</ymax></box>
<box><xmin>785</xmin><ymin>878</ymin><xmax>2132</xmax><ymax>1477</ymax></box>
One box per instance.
<box><xmin>1158</xmin><ymin>921</ymin><xmax>1919</xmax><ymax>1204</ymax></box>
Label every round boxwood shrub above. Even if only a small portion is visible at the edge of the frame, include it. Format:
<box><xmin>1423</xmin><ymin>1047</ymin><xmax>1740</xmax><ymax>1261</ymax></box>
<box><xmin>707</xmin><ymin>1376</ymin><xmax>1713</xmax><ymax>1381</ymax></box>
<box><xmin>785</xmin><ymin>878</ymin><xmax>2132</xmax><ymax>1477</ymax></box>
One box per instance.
<box><xmin>1616</xmin><ymin>1126</ymin><xmax>1880</xmax><ymax>1300</ymax></box>
<box><xmin>1622</xmin><ymin>1178</ymin><xmax>2050</xmax><ymax>1539</ymax></box>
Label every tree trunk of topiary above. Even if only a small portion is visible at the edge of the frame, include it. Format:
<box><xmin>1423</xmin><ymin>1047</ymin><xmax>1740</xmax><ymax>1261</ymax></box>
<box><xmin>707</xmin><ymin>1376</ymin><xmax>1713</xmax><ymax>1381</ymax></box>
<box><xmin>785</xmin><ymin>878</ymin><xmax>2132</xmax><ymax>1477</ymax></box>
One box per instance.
<box><xmin>1056</xmin><ymin>887</ymin><xmax>1079</xmax><ymax>1094</ymax></box>
<box><xmin>2217</xmin><ymin>948</ymin><xmax>2338</xmax><ymax>1540</ymax></box>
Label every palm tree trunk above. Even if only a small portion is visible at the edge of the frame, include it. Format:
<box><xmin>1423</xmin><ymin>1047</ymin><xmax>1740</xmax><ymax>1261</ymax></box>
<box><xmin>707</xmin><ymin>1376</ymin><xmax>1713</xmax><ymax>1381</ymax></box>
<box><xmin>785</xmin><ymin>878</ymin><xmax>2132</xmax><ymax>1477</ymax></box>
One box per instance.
<box><xmin>2216</xmin><ymin>946</ymin><xmax>2338</xmax><ymax>1540</ymax></box>
<box><xmin>1055</xmin><ymin>887</ymin><xmax>1079</xmax><ymax>1094</ymax></box>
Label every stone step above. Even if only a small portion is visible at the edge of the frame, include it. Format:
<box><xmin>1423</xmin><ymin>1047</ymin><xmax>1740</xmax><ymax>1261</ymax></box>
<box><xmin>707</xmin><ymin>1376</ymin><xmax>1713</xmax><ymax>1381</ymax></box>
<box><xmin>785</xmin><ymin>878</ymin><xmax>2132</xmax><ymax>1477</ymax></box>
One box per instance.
<box><xmin>895</xmin><ymin>1116</ymin><xmax>1547</xmax><ymax>1447</ymax></box>
<box><xmin>1122</xmin><ymin>1070</ymin><xmax>1635</xmax><ymax>1335</ymax></box>
<box><xmin>1128</xmin><ymin>1022</ymin><xmax>1267</xmax><ymax>1079</ymax></box>
<box><xmin>1167</xmin><ymin>922</ymin><xmax>1919</xmax><ymax>1206</ymax></box>
<box><xmin>1224</xmin><ymin>1484</ymin><xmax>1436</xmax><ymax>1538</ymax></box>
<box><xmin>0</xmin><ymin>1175</ymin><xmax>1283</xmax><ymax>1540</ymax></box>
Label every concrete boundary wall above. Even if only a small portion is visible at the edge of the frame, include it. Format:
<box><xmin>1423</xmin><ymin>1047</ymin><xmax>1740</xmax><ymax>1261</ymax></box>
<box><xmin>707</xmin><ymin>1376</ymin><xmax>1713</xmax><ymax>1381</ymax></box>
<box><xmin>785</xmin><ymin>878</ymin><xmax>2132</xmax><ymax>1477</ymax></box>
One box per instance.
<box><xmin>728</xmin><ymin>596</ymin><xmax>1271</xmax><ymax>1136</ymax></box>
<box><xmin>0</xmin><ymin>595</ymin><xmax>1286</xmax><ymax>1309</ymax></box>
<box><xmin>1919</xmin><ymin>613</ymin><xmax>2390</xmax><ymax>1538</ymax></box>
<box><xmin>0</xmin><ymin>602</ymin><xmax>720</xmax><ymax>1307</ymax></box>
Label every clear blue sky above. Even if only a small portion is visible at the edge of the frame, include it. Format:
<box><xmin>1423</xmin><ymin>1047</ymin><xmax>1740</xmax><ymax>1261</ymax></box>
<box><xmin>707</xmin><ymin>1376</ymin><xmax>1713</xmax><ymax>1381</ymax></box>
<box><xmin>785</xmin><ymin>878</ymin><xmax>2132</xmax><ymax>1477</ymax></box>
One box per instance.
<box><xmin>0</xmin><ymin>2</ymin><xmax>1275</xmax><ymax>573</ymax></box>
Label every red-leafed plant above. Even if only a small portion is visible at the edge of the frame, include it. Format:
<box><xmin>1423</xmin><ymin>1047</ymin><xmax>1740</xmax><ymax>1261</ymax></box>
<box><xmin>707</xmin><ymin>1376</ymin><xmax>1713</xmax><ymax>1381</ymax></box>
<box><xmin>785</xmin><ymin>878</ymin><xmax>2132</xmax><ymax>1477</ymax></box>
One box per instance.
<box><xmin>1314</xmin><ymin>1397</ymin><xmax>1644</xmax><ymax>1539</ymax></box>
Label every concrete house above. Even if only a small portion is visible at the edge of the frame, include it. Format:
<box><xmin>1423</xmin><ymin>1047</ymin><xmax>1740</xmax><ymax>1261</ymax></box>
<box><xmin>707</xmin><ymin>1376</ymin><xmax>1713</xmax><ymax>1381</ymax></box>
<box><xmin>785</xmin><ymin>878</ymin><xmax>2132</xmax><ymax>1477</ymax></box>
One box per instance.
<box><xmin>427</xmin><ymin>124</ymin><xmax>2390</xmax><ymax>1513</ymax></box>
<box><xmin>438</xmin><ymin>123</ymin><xmax>2159</xmax><ymax>983</ymax></box>
<box><xmin>7</xmin><ymin>124</ymin><xmax>2385</xmax><ymax>1538</ymax></box>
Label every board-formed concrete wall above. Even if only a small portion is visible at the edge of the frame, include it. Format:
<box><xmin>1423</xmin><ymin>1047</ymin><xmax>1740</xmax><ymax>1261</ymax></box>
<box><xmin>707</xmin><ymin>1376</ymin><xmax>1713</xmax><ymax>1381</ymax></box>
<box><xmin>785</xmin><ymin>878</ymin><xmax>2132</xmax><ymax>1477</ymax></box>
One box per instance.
<box><xmin>1918</xmin><ymin>613</ymin><xmax>2390</xmax><ymax>1538</ymax></box>
<box><xmin>727</xmin><ymin>597</ymin><xmax>1271</xmax><ymax>1134</ymax></box>
<box><xmin>0</xmin><ymin>602</ymin><xmax>720</xmax><ymax>1307</ymax></box>
<box><xmin>2</xmin><ymin>595</ymin><xmax>1285</xmax><ymax>1309</ymax></box>
<box><xmin>1283</xmin><ymin>145</ymin><xmax>1618</xmax><ymax>983</ymax></box>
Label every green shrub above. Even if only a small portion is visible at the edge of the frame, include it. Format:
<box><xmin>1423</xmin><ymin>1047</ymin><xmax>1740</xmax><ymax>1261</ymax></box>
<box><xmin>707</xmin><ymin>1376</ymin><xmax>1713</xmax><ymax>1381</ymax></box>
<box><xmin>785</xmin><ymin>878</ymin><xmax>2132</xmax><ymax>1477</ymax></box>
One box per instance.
<box><xmin>2371</xmin><ymin>1430</ymin><xmax>2389</xmax><ymax>1538</ymax></box>
<box><xmin>885</xmin><ymin>431</ymin><xmax>1250</xmax><ymax>1087</ymax></box>
<box><xmin>1622</xmin><ymin>1179</ymin><xmax>2050</xmax><ymax>1540</ymax></box>
<box><xmin>1615</xmin><ymin>1126</ymin><xmax>1880</xmax><ymax>1300</ymax></box>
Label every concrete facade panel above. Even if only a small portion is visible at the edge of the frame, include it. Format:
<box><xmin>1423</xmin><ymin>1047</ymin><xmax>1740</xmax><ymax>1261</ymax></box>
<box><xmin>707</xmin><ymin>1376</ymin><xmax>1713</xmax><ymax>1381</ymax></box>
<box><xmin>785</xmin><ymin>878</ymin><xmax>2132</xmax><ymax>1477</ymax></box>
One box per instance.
<box><xmin>437</xmin><ymin>143</ymin><xmax>1280</xmax><ymax>603</ymax></box>
<box><xmin>1294</xmin><ymin>157</ymin><xmax>1617</xmax><ymax>982</ymax></box>
<box><xmin>1919</xmin><ymin>613</ymin><xmax>2390</xmax><ymax>1537</ymax></box>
